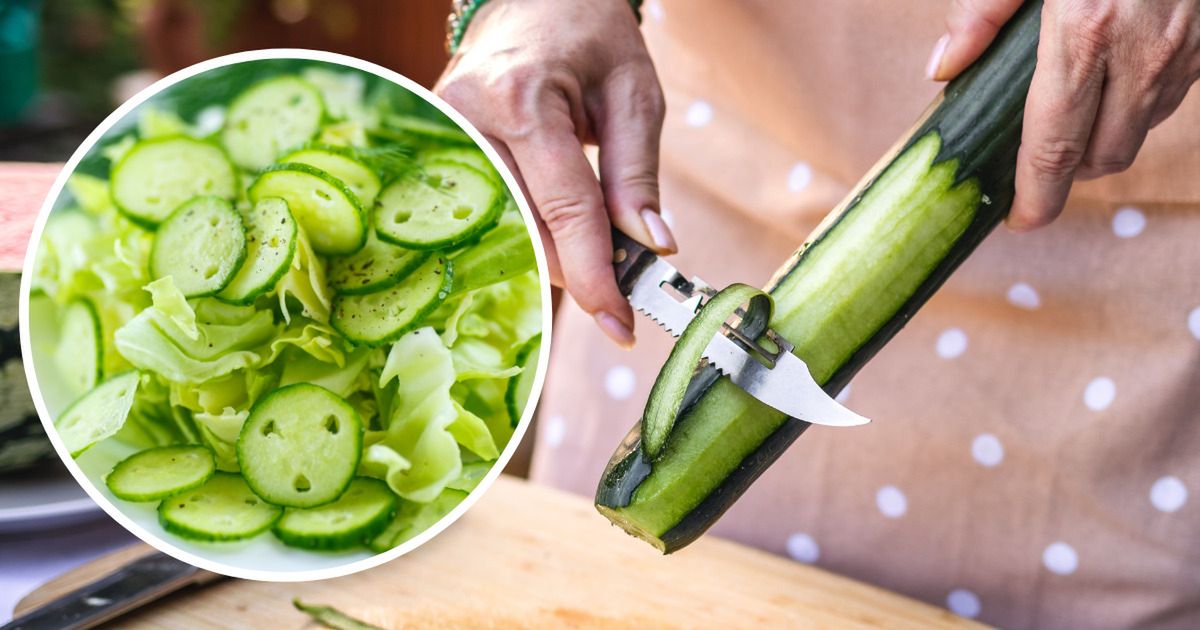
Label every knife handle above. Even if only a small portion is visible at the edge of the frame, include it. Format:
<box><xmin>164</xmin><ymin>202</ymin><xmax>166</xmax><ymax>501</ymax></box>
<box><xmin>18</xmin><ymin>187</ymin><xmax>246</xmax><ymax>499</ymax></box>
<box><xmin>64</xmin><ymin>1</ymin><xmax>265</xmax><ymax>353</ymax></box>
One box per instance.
<box><xmin>611</xmin><ymin>228</ymin><xmax>659</xmax><ymax>297</ymax></box>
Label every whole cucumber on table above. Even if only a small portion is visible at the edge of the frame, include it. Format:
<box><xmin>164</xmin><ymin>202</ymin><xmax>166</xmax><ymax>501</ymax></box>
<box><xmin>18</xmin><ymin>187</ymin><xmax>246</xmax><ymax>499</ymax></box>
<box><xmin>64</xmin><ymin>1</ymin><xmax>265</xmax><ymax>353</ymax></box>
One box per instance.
<box><xmin>596</xmin><ymin>1</ymin><xmax>1042</xmax><ymax>551</ymax></box>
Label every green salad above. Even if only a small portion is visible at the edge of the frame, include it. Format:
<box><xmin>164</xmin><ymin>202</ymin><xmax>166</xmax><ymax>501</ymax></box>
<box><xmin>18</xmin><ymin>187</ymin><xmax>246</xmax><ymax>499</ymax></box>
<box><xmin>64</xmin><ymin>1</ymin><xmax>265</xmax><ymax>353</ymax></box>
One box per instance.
<box><xmin>31</xmin><ymin>63</ymin><xmax>541</xmax><ymax>554</ymax></box>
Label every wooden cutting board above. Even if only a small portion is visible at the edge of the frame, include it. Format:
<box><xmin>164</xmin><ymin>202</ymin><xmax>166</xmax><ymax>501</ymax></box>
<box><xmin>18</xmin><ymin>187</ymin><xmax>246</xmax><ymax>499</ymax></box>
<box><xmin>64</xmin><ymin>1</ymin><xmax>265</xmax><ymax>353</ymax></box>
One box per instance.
<box><xmin>17</xmin><ymin>476</ymin><xmax>981</xmax><ymax>629</ymax></box>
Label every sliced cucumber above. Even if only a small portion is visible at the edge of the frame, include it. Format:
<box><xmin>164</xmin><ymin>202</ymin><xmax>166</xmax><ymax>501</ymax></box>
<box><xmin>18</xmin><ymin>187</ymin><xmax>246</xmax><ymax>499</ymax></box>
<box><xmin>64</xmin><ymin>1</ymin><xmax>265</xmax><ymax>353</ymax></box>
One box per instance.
<box><xmin>282</xmin><ymin>147</ymin><xmax>382</xmax><ymax>208</ymax></box>
<box><xmin>274</xmin><ymin>477</ymin><xmax>397</xmax><ymax>550</ymax></box>
<box><xmin>158</xmin><ymin>472</ymin><xmax>282</xmax><ymax>541</ymax></box>
<box><xmin>505</xmin><ymin>333</ymin><xmax>541</xmax><ymax>428</ymax></box>
<box><xmin>106</xmin><ymin>445</ymin><xmax>215</xmax><ymax>502</ymax></box>
<box><xmin>222</xmin><ymin>76</ymin><xmax>324</xmax><ymax>170</ymax></box>
<box><xmin>216</xmin><ymin>197</ymin><xmax>298</xmax><ymax>304</ymax></box>
<box><xmin>110</xmin><ymin>136</ymin><xmax>236</xmax><ymax>227</ymax></box>
<box><xmin>451</xmin><ymin>211</ymin><xmax>536</xmax><ymax>294</ymax></box>
<box><xmin>374</xmin><ymin>162</ymin><xmax>502</xmax><ymax>250</ymax></box>
<box><xmin>55</xmin><ymin>299</ymin><xmax>102</xmax><ymax>397</ymax></box>
<box><xmin>55</xmin><ymin>371</ymin><xmax>140</xmax><ymax>457</ymax></box>
<box><xmin>150</xmin><ymin>196</ymin><xmax>247</xmax><ymax>298</ymax></box>
<box><xmin>331</xmin><ymin>255</ymin><xmax>452</xmax><ymax>347</ymax></box>
<box><xmin>384</xmin><ymin>114</ymin><xmax>471</xmax><ymax>145</ymax></box>
<box><xmin>328</xmin><ymin>232</ymin><xmax>430</xmax><ymax>295</ymax></box>
<box><xmin>419</xmin><ymin>146</ymin><xmax>500</xmax><ymax>183</ymax></box>
<box><xmin>367</xmin><ymin>488</ymin><xmax>466</xmax><ymax>553</ymax></box>
<box><xmin>249</xmin><ymin>163</ymin><xmax>366</xmax><ymax>256</ymax></box>
<box><xmin>237</xmin><ymin>383</ymin><xmax>363</xmax><ymax>508</ymax></box>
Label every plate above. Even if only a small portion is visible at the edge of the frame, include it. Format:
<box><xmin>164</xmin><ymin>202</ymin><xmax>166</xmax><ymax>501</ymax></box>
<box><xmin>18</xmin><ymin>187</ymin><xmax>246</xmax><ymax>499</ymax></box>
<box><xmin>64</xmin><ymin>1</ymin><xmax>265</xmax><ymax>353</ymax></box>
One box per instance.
<box><xmin>0</xmin><ymin>460</ymin><xmax>101</xmax><ymax>534</ymax></box>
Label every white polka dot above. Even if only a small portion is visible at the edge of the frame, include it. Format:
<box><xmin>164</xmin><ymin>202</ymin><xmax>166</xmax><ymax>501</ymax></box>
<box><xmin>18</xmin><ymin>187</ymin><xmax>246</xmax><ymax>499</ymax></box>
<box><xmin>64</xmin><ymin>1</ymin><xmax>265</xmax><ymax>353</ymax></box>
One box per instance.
<box><xmin>543</xmin><ymin>414</ymin><xmax>566</xmax><ymax>448</ymax></box>
<box><xmin>1112</xmin><ymin>206</ymin><xmax>1146</xmax><ymax>238</ymax></box>
<box><xmin>659</xmin><ymin>206</ymin><xmax>675</xmax><ymax>229</ymax></box>
<box><xmin>1150</xmin><ymin>476</ymin><xmax>1188</xmax><ymax>513</ymax></box>
<box><xmin>1042</xmin><ymin>541</ymin><xmax>1078</xmax><ymax>575</ymax></box>
<box><xmin>936</xmin><ymin>328</ymin><xmax>968</xmax><ymax>359</ymax></box>
<box><xmin>946</xmin><ymin>588</ymin><xmax>981</xmax><ymax>619</ymax></box>
<box><xmin>605</xmin><ymin>365</ymin><xmax>636</xmax><ymax>401</ymax></box>
<box><xmin>645</xmin><ymin>0</ymin><xmax>665</xmax><ymax>22</ymax></box>
<box><xmin>876</xmin><ymin>485</ymin><xmax>907</xmax><ymax>518</ymax></box>
<box><xmin>785</xmin><ymin>532</ymin><xmax>820</xmax><ymax>564</ymax></box>
<box><xmin>685</xmin><ymin>100</ymin><xmax>713</xmax><ymax>127</ymax></box>
<box><xmin>835</xmin><ymin>382</ymin><xmax>852</xmax><ymax>404</ymax></box>
<box><xmin>971</xmin><ymin>433</ymin><xmax>1004</xmax><ymax>468</ymax></box>
<box><xmin>1188</xmin><ymin>307</ymin><xmax>1200</xmax><ymax>341</ymax></box>
<box><xmin>1007</xmin><ymin>282</ymin><xmax>1041</xmax><ymax>310</ymax></box>
<box><xmin>1083</xmin><ymin>377</ymin><xmax>1116</xmax><ymax>411</ymax></box>
<box><xmin>787</xmin><ymin>162</ymin><xmax>813</xmax><ymax>193</ymax></box>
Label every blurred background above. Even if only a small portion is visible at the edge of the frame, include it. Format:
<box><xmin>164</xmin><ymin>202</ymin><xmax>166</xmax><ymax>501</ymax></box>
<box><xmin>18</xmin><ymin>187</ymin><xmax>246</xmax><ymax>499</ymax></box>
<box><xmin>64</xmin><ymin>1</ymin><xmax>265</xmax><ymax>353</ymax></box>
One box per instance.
<box><xmin>0</xmin><ymin>1</ymin><xmax>549</xmax><ymax>620</ymax></box>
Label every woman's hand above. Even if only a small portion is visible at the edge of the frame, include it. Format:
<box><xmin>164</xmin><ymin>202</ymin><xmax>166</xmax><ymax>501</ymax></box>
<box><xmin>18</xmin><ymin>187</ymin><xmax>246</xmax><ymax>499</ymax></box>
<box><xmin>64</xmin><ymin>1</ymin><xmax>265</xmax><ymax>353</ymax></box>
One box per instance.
<box><xmin>436</xmin><ymin>0</ymin><xmax>673</xmax><ymax>348</ymax></box>
<box><xmin>928</xmin><ymin>0</ymin><xmax>1200</xmax><ymax>230</ymax></box>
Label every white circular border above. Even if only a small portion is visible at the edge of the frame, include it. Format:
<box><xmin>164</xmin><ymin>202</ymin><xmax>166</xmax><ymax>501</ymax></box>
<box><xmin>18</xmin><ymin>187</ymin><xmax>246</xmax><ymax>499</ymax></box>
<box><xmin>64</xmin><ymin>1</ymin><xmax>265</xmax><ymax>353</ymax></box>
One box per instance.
<box><xmin>18</xmin><ymin>48</ymin><xmax>554</xmax><ymax>583</ymax></box>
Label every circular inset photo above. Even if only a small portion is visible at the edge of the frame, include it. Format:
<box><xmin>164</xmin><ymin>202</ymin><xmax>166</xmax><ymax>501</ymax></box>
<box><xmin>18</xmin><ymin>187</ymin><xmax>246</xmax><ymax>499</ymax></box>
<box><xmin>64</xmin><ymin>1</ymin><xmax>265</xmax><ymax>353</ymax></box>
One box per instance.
<box><xmin>19</xmin><ymin>50</ymin><xmax>550</xmax><ymax>581</ymax></box>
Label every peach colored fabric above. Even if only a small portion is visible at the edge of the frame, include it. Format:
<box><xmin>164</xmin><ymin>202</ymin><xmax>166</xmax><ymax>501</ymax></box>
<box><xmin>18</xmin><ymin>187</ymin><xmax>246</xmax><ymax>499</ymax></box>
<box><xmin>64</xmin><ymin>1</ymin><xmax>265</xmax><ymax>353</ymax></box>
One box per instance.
<box><xmin>0</xmin><ymin>163</ymin><xmax>61</xmax><ymax>271</ymax></box>
<box><xmin>531</xmin><ymin>2</ymin><xmax>1200</xmax><ymax>627</ymax></box>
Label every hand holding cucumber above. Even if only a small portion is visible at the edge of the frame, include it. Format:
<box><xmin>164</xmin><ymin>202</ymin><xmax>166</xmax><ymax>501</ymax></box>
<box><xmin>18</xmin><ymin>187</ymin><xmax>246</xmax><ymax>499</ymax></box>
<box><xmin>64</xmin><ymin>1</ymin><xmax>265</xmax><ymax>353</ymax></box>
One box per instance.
<box><xmin>436</xmin><ymin>0</ymin><xmax>677</xmax><ymax>349</ymax></box>
<box><xmin>927</xmin><ymin>0</ymin><xmax>1200</xmax><ymax>230</ymax></box>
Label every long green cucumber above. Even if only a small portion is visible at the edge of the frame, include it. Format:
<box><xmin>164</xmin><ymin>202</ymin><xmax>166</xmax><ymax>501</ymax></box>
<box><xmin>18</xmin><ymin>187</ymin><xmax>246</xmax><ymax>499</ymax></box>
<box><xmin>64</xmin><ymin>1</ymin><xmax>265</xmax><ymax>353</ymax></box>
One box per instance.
<box><xmin>596</xmin><ymin>1</ymin><xmax>1042</xmax><ymax>552</ymax></box>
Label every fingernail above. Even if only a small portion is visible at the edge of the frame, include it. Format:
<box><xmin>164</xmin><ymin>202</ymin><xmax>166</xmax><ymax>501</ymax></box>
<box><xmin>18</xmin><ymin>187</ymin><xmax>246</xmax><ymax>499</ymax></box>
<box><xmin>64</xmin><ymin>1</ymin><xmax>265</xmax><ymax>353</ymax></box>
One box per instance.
<box><xmin>641</xmin><ymin>208</ymin><xmax>677</xmax><ymax>254</ymax></box>
<box><xmin>926</xmin><ymin>34</ymin><xmax>950</xmax><ymax>80</ymax></box>
<box><xmin>595</xmin><ymin>311</ymin><xmax>635</xmax><ymax>349</ymax></box>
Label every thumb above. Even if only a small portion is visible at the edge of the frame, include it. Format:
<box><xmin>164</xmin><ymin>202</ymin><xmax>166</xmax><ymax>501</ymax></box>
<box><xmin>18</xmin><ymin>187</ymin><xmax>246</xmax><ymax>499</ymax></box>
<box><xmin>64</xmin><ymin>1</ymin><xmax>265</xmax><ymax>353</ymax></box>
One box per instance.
<box><xmin>928</xmin><ymin>0</ymin><xmax>1025</xmax><ymax>81</ymax></box>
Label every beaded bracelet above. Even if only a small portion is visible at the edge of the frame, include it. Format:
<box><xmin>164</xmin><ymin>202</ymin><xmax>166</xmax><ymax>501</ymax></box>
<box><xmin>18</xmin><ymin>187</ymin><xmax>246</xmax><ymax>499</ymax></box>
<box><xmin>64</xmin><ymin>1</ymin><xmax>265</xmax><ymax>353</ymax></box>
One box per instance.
<box><xmin>447</xmin><ymin>0</ymin><xmax>644</xmax><ymax>54</ymax></box>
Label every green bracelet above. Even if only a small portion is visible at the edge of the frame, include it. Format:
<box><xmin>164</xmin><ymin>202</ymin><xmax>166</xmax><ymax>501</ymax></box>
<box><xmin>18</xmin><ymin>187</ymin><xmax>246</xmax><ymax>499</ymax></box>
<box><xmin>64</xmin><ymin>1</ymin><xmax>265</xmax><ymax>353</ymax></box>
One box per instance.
<box><xmin>447</xmin><ymin>0</ymin><xmax>644</xmax><ymax>54</ymax></box>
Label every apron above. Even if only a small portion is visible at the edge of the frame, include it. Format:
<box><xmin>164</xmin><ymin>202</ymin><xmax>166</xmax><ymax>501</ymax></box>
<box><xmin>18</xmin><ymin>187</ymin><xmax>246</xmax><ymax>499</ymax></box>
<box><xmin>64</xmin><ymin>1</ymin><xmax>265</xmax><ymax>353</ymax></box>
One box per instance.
<box><xmin>531</xmin><ymin>2</ymin><xmax>1200</xmax><ymax>627</ymax></box>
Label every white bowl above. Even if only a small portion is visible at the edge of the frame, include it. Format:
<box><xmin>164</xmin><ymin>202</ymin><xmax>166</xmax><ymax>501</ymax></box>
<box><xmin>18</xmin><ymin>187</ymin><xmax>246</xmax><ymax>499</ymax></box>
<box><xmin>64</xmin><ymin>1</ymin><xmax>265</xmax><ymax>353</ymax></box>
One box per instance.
<box><xmin>20</xmin><ymin>50</ymin><xmax>551</xmax><ymax>581</ymax></box>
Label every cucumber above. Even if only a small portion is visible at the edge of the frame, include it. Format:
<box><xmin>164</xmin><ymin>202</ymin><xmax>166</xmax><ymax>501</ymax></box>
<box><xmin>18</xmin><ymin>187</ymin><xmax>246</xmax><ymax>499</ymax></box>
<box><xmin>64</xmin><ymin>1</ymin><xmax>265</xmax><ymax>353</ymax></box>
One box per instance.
<box><xmin>384</xmin><ymin>114</ymin><xmax>471</xmax><ymax>146</ymax></box>
<box><xmin>55</xmin><ymin>371</ymin><xmax>140</xmax><ymax>457</ymax></box>
<box><xmin>106</xmin><ymin>445</ymin><xmax>215</xmax><ymax>502</ymax></box>
<box><xmin>419</xmin><ymin>146</ymin><xmax>500</xmax><ymax>184</ymax></box>
<box><xmin>274</xmin><ymin>477</ymin><xmax>397</xmax><ymax>550</ymax></box>
<box><xmin>328</xmin><ymin>232</ymin><xmax>430</xmax><ymax>296</ymax></box>
<box><xmin>374</xmin><ymin>162</ymin><xmax>502</xmax><ymax>250</ymax></box>
<box><xmin>150</xmin><ymin>196</ymin><xmax>248</xmax><ymax>298</ymax></box>
<box><xmin>249</xmin><ymin>163</ymin><xmax>367</xmax><ymax>256</ymax></box>
<box><xmin>237</xmin><ymin>383</ymin><xmax>364</xmax><ymax>508</ymax></box>
<box><xmin>505</xmin><ymin>333</ymin><xmax>541</xmax><ymax>428</ymax></box>
<box><xmin>331</xmin><ymin>255</ymin><xmax>453</xmax><ymax>347</ymax></box>
<box><xmin>281</xmin><ymin>146</ymin><xmax>382</xmax><ymax>208</ymax></box>
<box><xmin>450</xmin><ymin>212</ymin><xmax>536</xmax><ymax>294</ymax></box>
<box><xmin>55</xmin><ymin>299</ymin><xmax>102</xmax><ymax>398</ymax></box>
<box><xmin>217</xmin><ymin>197</ymin><xmax>298</xmax><ymax>304</ymax></box>
<box><xmin>158</xmin><ymin>472</ymin><xmax>283</xmax><ymax>541</ymax></box>
<box><xmin>596</xmin><ymin>1</ymin><xmax>1042</xmax><ymax>552</ymax></box>
<box><xmin>222</xmin><ymin>76</ymin><xmax>324</xmax><ymax>170</ymax></box>
<box><xmin>367</xmin><ymin>488</ymin><xmax>466</xmax><ymax>553</ymax></box>
<box><xmin>110</xmin><ymin>136</ymin><xmax>236</xmax><ymax>227</ymax></box>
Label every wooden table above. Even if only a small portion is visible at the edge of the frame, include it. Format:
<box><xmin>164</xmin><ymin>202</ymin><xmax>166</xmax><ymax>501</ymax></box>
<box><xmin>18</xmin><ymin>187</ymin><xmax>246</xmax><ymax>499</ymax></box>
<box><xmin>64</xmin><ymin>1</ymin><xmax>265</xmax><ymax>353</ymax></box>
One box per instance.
<box><xmin>17</xmin><ymin>476</ymin><xmax>981</xmax><ymax>629</ymax></box>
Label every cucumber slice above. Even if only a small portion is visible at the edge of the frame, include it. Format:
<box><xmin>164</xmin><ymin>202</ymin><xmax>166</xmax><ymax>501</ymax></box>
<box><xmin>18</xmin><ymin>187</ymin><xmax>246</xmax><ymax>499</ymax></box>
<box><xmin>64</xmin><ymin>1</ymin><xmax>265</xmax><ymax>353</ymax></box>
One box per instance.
<box><xmin>374</xmin><ymin>162</ymin><xmax>502</xmax><ymax>250</ymax></box>
<box><xmin>55</xmin><ymin>371</ymin><xmax>140</xmax><ymax>457</ymax></box>
<box><xmin>158</xmin><ymin>472</ymin><xmax>282</xmax><ymax>541</ymax></box>
<box><xmin>452</xmin><ymin>213</ymin><xmax>536</xmax><ymax>294</ymax></box>
<box><xmin>505</xmin><ymin>333</ymin><xmax>541</xmax><ymax>427</ymax></box>
<box><xmin>222</xmin><ymin>76</ymin><xmax>324</xmax><ymax>170</ymax></box>
<box><xmin>281</xmin><ymin>147</ymin><xmax>382</xmax><ymax>208</ymax></box>
<box><xmin>328</xmin><ymin>232</ymin><xmax>430</xmax><ymax>295</ymax></box>
<box><xmin>237</xmin><ymin>383</ymin><xmax>364</xmax><ymax>508</ymax></box>
<box><xmin>419</xmin><ymin>147</ymin><xmax>500</xmax><ymax>183</ymax></box>
<box><xmin>384</xmin><ymin>114</ymin><xmax>471</xmax><ymax>145</ymax></box>
<box><xmin>249</xmin><ymin>164</ymin><xmax>366</xmax><ymax>256</ymax></box>
<box><xmin>150</xmin><ymin>196</ymin><xmax>247</xmax><ymax>298</ymax></box>
<box><xmin>217</xmin><ymin>198</ymin><xmax>298</xmax><ymax>304</ymax></box>
<box><xmin>55</xmin><ymin>299</ymin><xmax>102</xmax><ymax>397</ymax></box>
<box><xmin>331</xmin><ymin>255</ymin><xmax>452</xmax><ymax>347</ymax></box>
<box><xmin>274</xmin><ymin>477</ymin><xmax>397</xmax><ymax>550</ymax></box>
<box><xmin>110</xmin><ymin>136</ymin><xmax>236</xmax><ymax>227</ymax></box>
<box><xmin>106</xmin><ymin>445</ymin><xmax>215</xmax><ymax>502</ymax></box>
<box><xmin>367</xmin><ymin>488</ymin><xmax>466</xmax><ymax>553</ymax></box>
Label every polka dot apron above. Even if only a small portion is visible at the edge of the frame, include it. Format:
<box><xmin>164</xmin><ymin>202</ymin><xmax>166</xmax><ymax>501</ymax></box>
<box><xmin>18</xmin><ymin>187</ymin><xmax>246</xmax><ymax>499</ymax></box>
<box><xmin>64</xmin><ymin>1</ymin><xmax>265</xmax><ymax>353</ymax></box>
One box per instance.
<box><xmin>531</xmin><ymin>2</ymin><xmax>1200</xmax><ymax>627</ymax></box>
